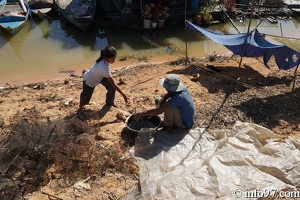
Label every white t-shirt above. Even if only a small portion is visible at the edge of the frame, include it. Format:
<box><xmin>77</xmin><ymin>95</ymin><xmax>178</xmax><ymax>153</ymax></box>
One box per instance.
<box><xmin>83</xmin><ymin>60</ymin><xmax>111</xmax><ymax>87</ymax></box>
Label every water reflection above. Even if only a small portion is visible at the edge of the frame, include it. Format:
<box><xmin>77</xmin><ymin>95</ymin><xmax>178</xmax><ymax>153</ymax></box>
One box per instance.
<box><xmin>32</xmin><ymin>17</ymin><xmax>52</xmax><ymax>38</ymax></box>
<box><xmin>59</xmin><ymin>20</ymin><xmax>107</xmax><ymax>58</ymax></box>
<box><xmin>292</xmin><ymin>16</ymin><xmax>300</xmax><ymax>29</ymax></box>
<box><xmin>0</xmin><ymin>15</ymin><xmax>300</xmax><ymax>84</ymax></box>
<box><xmin>0</xmin><ymin>20</ymin><xmax>32</xmax><ymax>59</ymax></box>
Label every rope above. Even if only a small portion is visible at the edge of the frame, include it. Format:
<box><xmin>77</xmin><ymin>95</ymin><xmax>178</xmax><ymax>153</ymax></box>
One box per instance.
<box><xmin>192</xmin><ymin>63</ymin><xmax>254</xmax><ymax>89</ymax></box>
<box><xmin>137</xmin><ymin>28</ymin><xmax>260</xmax><ymax>90</ymax></box>
<box><xmin>142</xmin><ymin>36</ymin><xmax>185</xmax><ymax>58</ymax></box>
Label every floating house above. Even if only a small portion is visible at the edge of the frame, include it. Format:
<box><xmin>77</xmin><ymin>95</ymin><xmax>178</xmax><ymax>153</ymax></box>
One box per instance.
<box><xmin>98</xmin><ymin>0</ymin><xmax>232</xmax><ymax>29</ymax></box>
<box><xmin>92</xmin><ymin>0</ymin><xmax>295</xmax><ymax>30</ymax></box>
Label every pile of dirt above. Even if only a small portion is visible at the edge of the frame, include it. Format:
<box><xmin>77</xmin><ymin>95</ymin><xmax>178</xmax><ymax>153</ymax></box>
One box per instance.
<box><xmin>0</xmin><ymin>55</ymin><xmax>299</xmax><ymax>199</ymax></box>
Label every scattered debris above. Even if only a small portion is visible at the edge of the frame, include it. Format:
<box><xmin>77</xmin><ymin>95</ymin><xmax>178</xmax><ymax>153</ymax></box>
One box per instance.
<box><xmin>64</xmin><ymin>97</ymin><xmax>74</xmax><ymax>106</ymax></box>
<box><xmin>116</xmin><ymin>111</ymin><xmax>127</xmax><ymax>122</ymax></box>
<box><xmin>118</xmin><ymin>78</ymin><xmax>125</xmax><ymax>85</ymax></box>
<box><xmin>191</xmin><ymin>73</ymin><xmax>200</xmax><ymax>82</ymax></box>
<box><xmin>59</xmin><ymin>69</ymin><xmax>75</xmax><ymax>74</ymax></box>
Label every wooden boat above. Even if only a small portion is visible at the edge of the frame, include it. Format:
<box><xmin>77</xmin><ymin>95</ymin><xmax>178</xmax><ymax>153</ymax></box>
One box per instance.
<box><xmin>28</xmin><ymin>0</ymin><xmax>53</xmax><ymax>19</ymax></box>
<box><xmin>0</xmin><ymin>0</ymin><xmax>30</xmax><ymax>35</ymax></box>
<box><xmin>55</xmin><ymin>0</ymin><xmax>96</xmax><ymax>31</ymax></box>
<box><xmin>284</xmin><ymin>0</ymin><xmax>300</xmax><ymax>12</ymax></box>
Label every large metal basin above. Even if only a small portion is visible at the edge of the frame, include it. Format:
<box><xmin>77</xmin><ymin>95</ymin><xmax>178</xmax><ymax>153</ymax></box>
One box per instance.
<box><xmin>125</xmin><ymin>115</ymin><xmax>161</xmax><ymax>133</ymax></box>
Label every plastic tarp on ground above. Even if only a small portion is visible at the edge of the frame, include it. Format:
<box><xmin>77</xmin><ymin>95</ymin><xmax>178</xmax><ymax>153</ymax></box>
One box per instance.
<box><xmin>126</xmin><ymin>121</ymin><xmax>300</xmax><ymax>199</ymax></box>
<box><xmin>186</xmin><ymin>21</ymin><xmax>300</xmax><ymax>70</ymax></box>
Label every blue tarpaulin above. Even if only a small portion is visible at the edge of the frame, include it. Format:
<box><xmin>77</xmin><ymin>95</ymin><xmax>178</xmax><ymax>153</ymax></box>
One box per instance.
<box><xmin>186</xmin><ymin>21</ymin><xmax>300</xmax><ymax>70</ymax></box>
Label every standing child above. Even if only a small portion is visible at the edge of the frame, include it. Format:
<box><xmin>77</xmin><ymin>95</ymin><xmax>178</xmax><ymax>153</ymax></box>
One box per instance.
<box><xmin>77</xmin><ymin>45</ymin><xmax>129</xmax><ymax>114</ymax></box>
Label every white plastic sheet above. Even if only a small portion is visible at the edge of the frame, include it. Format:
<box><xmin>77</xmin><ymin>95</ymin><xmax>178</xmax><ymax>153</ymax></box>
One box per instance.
<box><xmin>126</xmin><ymin>121</ymin><xmax>300</xmax><ymax>199</ymax></box>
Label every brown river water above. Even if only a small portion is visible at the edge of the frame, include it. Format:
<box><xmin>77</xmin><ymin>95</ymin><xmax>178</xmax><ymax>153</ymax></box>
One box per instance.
<box><xmin>0</xmin><ymin>12</ymin><xmax>300</xmax><ymax>85</ymax></box>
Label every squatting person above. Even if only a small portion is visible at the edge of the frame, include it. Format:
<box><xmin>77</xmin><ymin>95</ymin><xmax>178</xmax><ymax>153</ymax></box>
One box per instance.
<box><xmin>133</xmin><ymin>74</ymin><xmax>195</xmax><ymax>130</ymax></box>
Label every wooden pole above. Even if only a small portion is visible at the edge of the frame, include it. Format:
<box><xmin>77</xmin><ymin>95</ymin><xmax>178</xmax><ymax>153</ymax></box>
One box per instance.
<box><xmin>236</xmin><ymin>4</ymin><xmax>252</xmax><ymax>84</ymax></box>
<box><xmin>280</xmin><ymin>21</ymin><xmax>283</xmax><ymax>37</ymax></box>
<box><xmin>185</xmin><ymin>0</ymin><xmax>188</xmax><ymax>68</ymax></box>
<box><xmin>237</xmin><ymin>7</ymin><xmax>252</xmax><ymax>69</ymax></box>
<box><xmin>220</xmin><ymin>4</ymin><xmax>240</xmax><ymax>33</ymax></box>
<box><xmin>292</xmin><ymin>64</ymin><xmax>299</xmax><ymax>91</ymax></box>
<box><xmin>294</xmin><ymin>64</ymin><xmax>300</xmax><ymax>116</ymax></box>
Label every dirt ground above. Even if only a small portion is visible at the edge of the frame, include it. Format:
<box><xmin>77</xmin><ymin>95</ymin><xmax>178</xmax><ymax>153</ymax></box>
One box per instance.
<box><xmin>0</xmin><ymin>55</ymin><xmax>300</xmax><ymax>199</ymax></box>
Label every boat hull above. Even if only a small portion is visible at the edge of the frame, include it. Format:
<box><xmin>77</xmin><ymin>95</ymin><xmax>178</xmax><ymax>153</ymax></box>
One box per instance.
<box><xmin>55</xmin><ymin>0</ymin><xmax>96</xmax><ymax>31</ymax></box>
<box><xmin>29</xmin><ymin>1</ymin><xmax>53</xmax><ymax>19</ymax></box>
<box><xmin>31</xmin><ymin>8</ymin><xmax>51</xmax><ymax>19</ymax></box>
<box><xmin>0</xmin><ymin>3</ymin><xmax>29</xmax><ymax>35</ymax></box>
<box><xmin>284</xmin><ymin>0</ymin><xmax>300</xmax><ymax>12</ymax></box>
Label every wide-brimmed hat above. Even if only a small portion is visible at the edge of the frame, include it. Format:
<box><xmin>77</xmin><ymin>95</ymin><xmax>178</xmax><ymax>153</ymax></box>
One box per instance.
<box><xmin>159</xmin><ymin>74</ymin><xmax>185</xmax><ymax>92</ymax></box>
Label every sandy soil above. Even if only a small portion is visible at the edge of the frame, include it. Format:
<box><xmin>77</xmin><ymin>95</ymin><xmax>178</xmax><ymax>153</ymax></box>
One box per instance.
<box><xmin>0</xmin><ymin>55</ymin><xmax>300</xmax><ymax>199</ymax></box>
